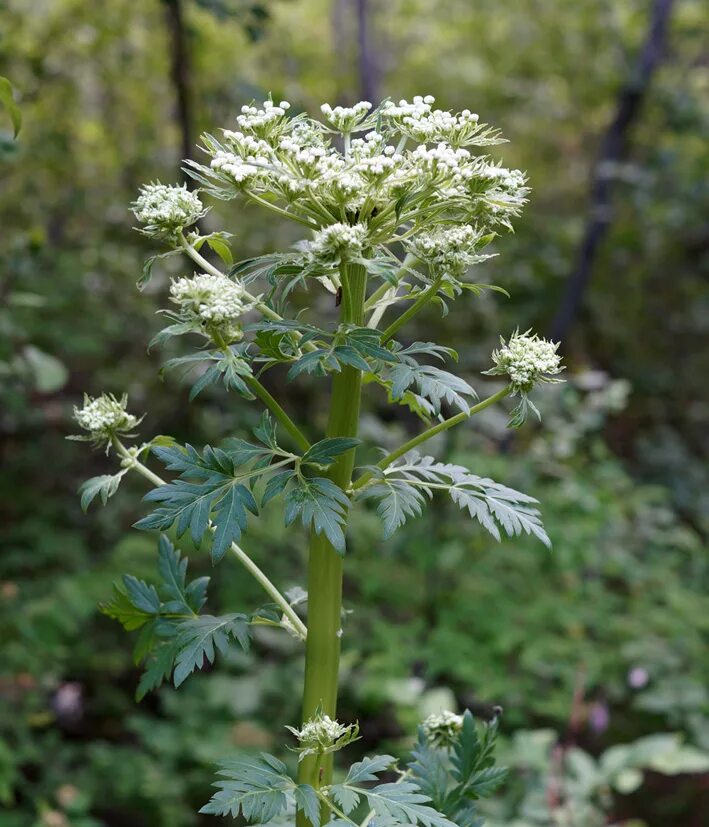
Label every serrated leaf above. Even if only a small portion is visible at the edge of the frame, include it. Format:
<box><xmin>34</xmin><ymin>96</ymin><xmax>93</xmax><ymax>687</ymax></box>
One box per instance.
<box><xmin>136</xmin><ymin>443</ymin><xmax>263</xmax><ymax>554</ymax></box>
<box><xmin>78</xmin><ymin>472</ymin><xmax>125</xmax><ymax>511</ymax></box>
<box><xmin>349</xmin><ymin>780</ymin><xmax>455</xmax><ymax>827</ymax></box>
<box><xmin>362</xmin><ymin>479</ymin><xmax>427</xmax><ymax>538</ymax></box>
<box><xmin>211</xmin><ymin>484</ymin><xmax>258</xmax><ymax>562</ymax></box>
<box><xmin>284</xmin><ymin>477</ymin><xmax>350</xmax><ymax>554</ymax></box>
<box><xmin>123</xmin><ymin>575</ymin><xmax>161</xmax><ymax>614</ymax></box>
<box><xmin>262</xmin><ymin>469</ymin><xmax>295</xmax><ymax>506</ymax></box>
<box><xmin>156</xmin><ymin>535</ymin><xmax>208</xmax><ymax>613</ymax></box>
<box><xmin>301</xmin><ymin>437</ymin><xmax>361</xmax><ymax>467</ymax></box>
<box><xmin>359</xmin><ymin>454</ymin><xmax>550</xmax><ymax>547</ymax></box>
<box><xmin>200</xmin><ymin>753</ymin><xmax>294</xmax><ymax>820</ymax></box>
<box><xmin>409</xmin><ymin>733</ymin><xmax>452</xmax><ymax>810</ymax></box>
<box><xmin>136</xmin><ymin>642</ymin><xmax>177</xmax><ymax>701</ymax></box>
<box><xmin>173</xmin><ymin>613</ymin><xmax>250</xmax><ymax>686</ymax></box>
<box><xmin>388</xmin><ymin>364</ymin><xmax>477</xmax><ymax>415</ymax></box>
<box><xmin>293</xmin><ymin>785</ymin><xmax>320</xmax><ymax>827</ymax></box>
<box><xmin>99</xmin><ymin>584</ymin><xmax>156</xmax><ymax>631</ymax></box>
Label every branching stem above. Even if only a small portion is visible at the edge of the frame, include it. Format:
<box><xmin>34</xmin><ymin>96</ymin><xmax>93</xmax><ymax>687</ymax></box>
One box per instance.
<box><xmin>351</xmin><ymin>386</ymin><xmax>511</xmax><ymax>491</ymax></box>
<box><xmin>111</xmin><ymin>437</ymin><xmax>308</xmax><ymax>641</ymax></box>
<box><xmin>380</xmin><ymin>274</ymin><xmax>443</xmax><ymax>343</ymax></box>
<box><xmin>244</xmin><ymin>375</ymin><xmax>311</xmax><ymax>453</ymax></box>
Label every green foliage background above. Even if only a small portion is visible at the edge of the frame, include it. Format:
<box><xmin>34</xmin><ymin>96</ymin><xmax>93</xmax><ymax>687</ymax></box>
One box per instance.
<box><xmin>1</xmin><ymin>1</ymin><xmax>707</xmax><ymax>825</ymax></box>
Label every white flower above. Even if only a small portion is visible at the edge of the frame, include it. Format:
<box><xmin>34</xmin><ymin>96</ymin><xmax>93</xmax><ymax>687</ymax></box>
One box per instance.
<box><xmin>72</xmin><ymin>393</ymin><xmax>141</xmax><ymax>446</ymax></box>
<box><xmin>169</xmin><ymin>272</ymin><xmax>249</xmax><ymax>334</ymax></box>
<box><xmin>286</xmin><ymin>713</ymin><xmax>359</xmax><ymax>760</ymax></box>
<box><xmin>421</xmin><ymin>710</ymin><xmax>464</xmax><ymax>748</ymax></box>
<box><xmin>485</xmin><ymin>331</ymin><xmax>564</xmax><ymax>392</ymax></box>
<box><xmin>320</xmin><ymin>100</ymin><xmax>372</xmax><ymax>132</ymax></box>
<box><xmin>409</xmin><ymin>225</ymin><xmax>491</xmax><ymax>277</ymax></box>
<box><xmin>132</xmin><ymin>183</ymin><xmax>205</xmax><ymax>236</ymax></box>
<box><xmin>309</xmin><ymin>222</ymin><xmax>369</xmax><ymax>265</ymax></box>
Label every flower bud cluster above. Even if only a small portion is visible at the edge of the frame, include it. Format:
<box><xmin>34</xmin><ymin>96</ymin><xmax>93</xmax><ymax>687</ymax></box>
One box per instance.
<box><xmin>309</xmin><ymin>222</ymin><xmax>369</xmax><ymax>266</ymax></box>
<box><xmin>236</xmin><ymin>99</ymin><xmax>291</xmax><ymax>140</ymax></box>
<box><xmin>320</xmin><ymin>100</ymin><xmax>372</xmax><ymax>132</ymax></box>
<box><xmin>421</xmin><ymin>710</ymin><xmax>464</xmax><ymax>748</ymax></box>
<box><xmin>132</xmin><ymin>183</ymin><xmax>205</xmax><ymax>238</ymax></box>
<box><xmin>286</xmin><ymin>713</ymin><xmax>359</xmax><ymax>760</ymax></box>
<box><xmin>73</xmin><ymin>393</ymin><xmax>141</xmax><ymax>446</ymax></box>
<box><xmin>169</xmin><ymin>273</ymin><xmax>250</xmax><ymax>341</ymax></box>
<box><xmin>485</xmin><ymin>331</ymin><xmax>564</xmax><ymax>393</ymax></box>
<box><xmin>383</xmin><ymin>96</ymin><xmax>488</xmax><ymax>148</ymax></box>
<box><xmin>409</xmin><ymin>225</ymin><xmax>491</xmax><ymax>278</ymax></box>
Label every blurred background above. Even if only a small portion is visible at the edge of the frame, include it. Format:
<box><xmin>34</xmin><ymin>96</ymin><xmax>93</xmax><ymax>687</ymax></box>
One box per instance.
<box><xmin>1</xmin><ymin>1</ymin><xmax>708</xmax><ymax>825</ymax></box>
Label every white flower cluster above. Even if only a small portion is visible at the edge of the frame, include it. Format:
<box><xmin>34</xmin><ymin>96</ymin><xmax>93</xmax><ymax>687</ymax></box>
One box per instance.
<box><xmin>409</xmin><ymin>225</ymin><xmax>491</xmax><ymax>278</ymax></box>
<box><xmin>193</xmin><ymin>97</ymin><xmax>527</xmax><ymax>227</ymax></box>
<box><xmin>485</xmin><ymin>331</ymin><xmax>564</xmax><ymax>392</ymax></box>
<box><xmin>73</xmin><ymin>393</ymin><xmax>140</xmax><ymax>444</ymax></box>
<box><xmin>309</xmin><ymin>222</ymin><xmax>369</xmax><ymax>266</ymax></box>
<box><xmin>286</xmin><ymin>713</ymin><xmax>359</xmax><ymax>760</ymax></box>
<box><xmin>382</xmin><ymin>95</ymin><xmax>485</xmax><ymax>147</ymax></box>
<box><xmin>169</xmin><ymin>272</ymin><xmax>250</xmax><ymax>340</ymax></box>
<box><xmin>132</xmin><ymin>183</ymin><xmax>205</xmax><ymax>237</ymax></box>
<box><xmin>320</xmin><ymin>100</ymin><xmax>372</xmax><ymax>132</ymax></box>
<box><xmin>421</xmin><ymin>710</ymin><xmax>464</xmax><ymax>748</ymax></box>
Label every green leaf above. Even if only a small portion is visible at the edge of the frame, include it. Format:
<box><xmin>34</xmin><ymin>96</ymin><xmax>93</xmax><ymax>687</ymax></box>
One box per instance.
<box><xmin>341</xmin><ymin>327</ymin><xmax>395</xmax><ymax>362</ymax></box>
<box><xmin>409</xmin><ymin>734</ymin><xmax>451</xmax><ymax>811</ymax></box>
<box><xmin>362</xmin><ymin>478</ymin><xmax>427</xmax><ymax>538</ymax></box>
<box><xmin>284</xmin><ymin>477</ymin><xmax>350</xmax><ymax>554</ymax></box>
<box><xmin>78</xmin><ymin>472</ymin><xmax>125</xmax><ymax>512</ymax></box>
<box><xmin>301</xmin><ymin>437</ymin><xmax>361</xmax><ymax>467</ymax></box>
<box><xmin>206</xmin><ymin>233</ymin><xmax>234</xmax><ymax>266</ymax></box>
<box><xmin>293</xmin><ymin>785</ymin><xmax>320</xmax><ymax>827</ymax></box>
<box><xmin>451</xmin><ymin>711</ymin><xmax>480</xmax><ymax>784</ymax></box>
<box><xmin>137</xmin><ymin>249</ymin><xmax>179</xmax><ymax>290</ymax></box>
<box><xmin>136</xmin><ymin>642</ymin><xmax>177</xmax><ymax>701</ymax></box>
<box><xmin>99</xmin><ymin>584</ymin><xmax>156</xmax><ymax>632</ymax></box>
<box><xmin>123</xmin><ymin>575</ymin><xmax>161</xmax><ymax>615</ymax></box>
<box><xmin>364</xmin><ymin>780</ymin><xmax>456</xmax><ymax>827</ymax></box>
<box><xmin>156</xmin><ymin>535</ymin><xmax>209</xmax><ymax>613</ymax></box>
<box><xmin>200</xmin><ymin>753</ymin><xmax>294</xmax><ymax>820</ymax></box>
<box><xmin>136</xmin><ymin>444</ymin><xmax>261</xmax><ymax>556</ymax></box>
<box><xmin>173</xmin><ymin>613</ymin><xmax>251</xmax><ymax>686</ymax></box>
<box><xmin>359</xmin><ymin>454</ymin><xmax>550</xmax><ymax>547</ymax></box>
<box><xmin>387</xmin><ymin>364</ymin><xmax>477</xmax><ymax>415</ymax></box>
<box><xmin>0</xmin><ymin>76</ymin><xmax>21</xmax><ymax>137</ymax></box>
<box><xmin>330</xmin><ymin>771</ymin><xmax>455</xmax><ymax>827</ymax></box>
<box><xmin>211</xmin><ymin>485</ymin><xmax>257</xmax><ymax>562</ymax></box>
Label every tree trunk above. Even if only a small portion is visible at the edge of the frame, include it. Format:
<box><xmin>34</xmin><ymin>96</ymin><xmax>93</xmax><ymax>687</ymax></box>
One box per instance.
<box><xmin>163</xmin><ymin>0</ymin><xmax>194</xmax><ymax>182</ymax></box>
<box><xmin>356</xmin><ymin>0</ymin><xmax>377</xmax><ymax>102</ymax></box>
<box><xmin>549</xmin><ymin>0</ymin><xmax>676</xmax><ymax>343</ymax></box>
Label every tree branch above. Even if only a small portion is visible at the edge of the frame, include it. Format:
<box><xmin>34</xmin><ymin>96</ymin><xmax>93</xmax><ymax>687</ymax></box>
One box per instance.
<box><xmin>550</xmin><ymin>0</ymin><xmax>676</xmax><ymax>343</ymax></box>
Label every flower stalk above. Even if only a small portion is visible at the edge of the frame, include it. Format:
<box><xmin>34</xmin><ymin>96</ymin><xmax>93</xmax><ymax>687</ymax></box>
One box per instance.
<box><xmin>112</xmin><ymin>436</ymin><xmax>308</xmax><ymax>641</ymax></box>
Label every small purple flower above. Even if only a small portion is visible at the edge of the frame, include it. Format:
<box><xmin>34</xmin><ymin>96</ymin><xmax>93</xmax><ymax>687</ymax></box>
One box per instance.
<box><xmin>628</xmin><ymin>667</ymin><xmax>649</xmax><ymax>689</ymax></box>
<box><xmin>589</xmin><ymin>701</ymin><xmax>610</xmax><ymax>733</ymax></box>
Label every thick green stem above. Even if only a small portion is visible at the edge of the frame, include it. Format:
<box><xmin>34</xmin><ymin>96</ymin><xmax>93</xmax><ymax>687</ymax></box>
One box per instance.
<box><xmin>296</xmin><ymin>263</ymin><xmax>367</xmax><ymax>816</ymax></box>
